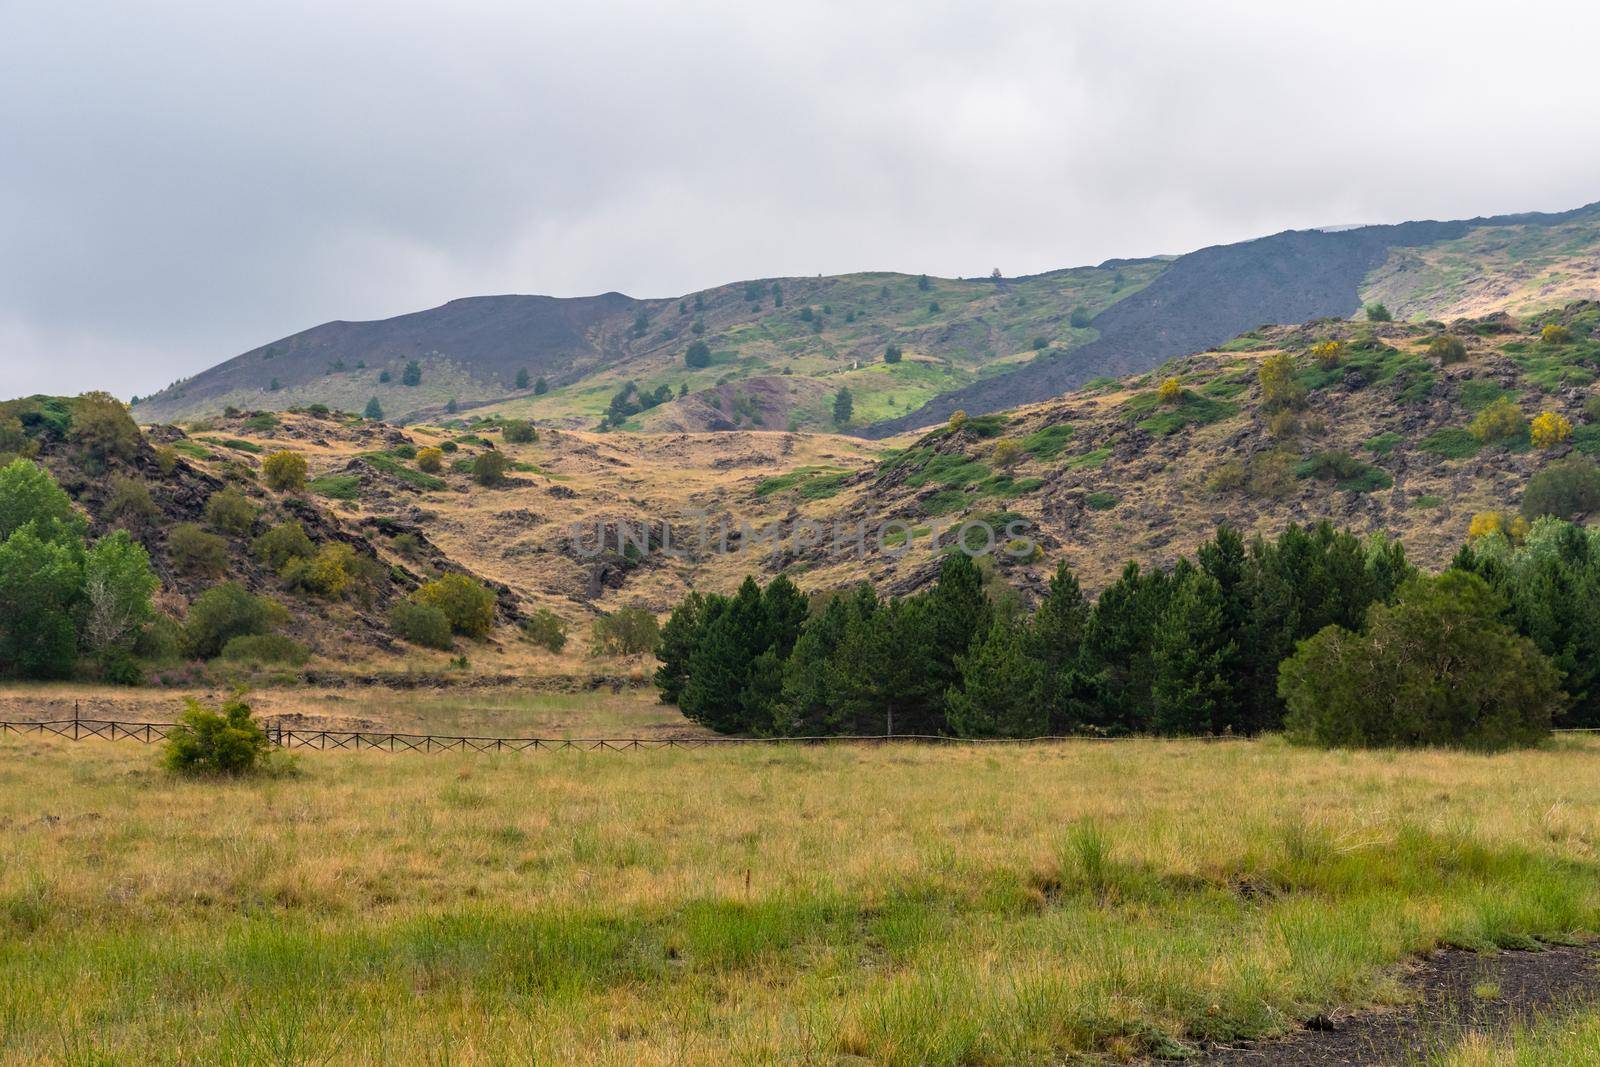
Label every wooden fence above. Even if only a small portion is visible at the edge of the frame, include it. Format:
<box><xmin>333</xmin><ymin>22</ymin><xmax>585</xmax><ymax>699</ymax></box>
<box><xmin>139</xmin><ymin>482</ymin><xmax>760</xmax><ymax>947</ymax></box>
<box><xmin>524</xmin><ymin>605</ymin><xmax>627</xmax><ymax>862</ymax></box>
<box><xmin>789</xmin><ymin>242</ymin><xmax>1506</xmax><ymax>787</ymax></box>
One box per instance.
<box><xmin>5</xmin><ymin>716</ymin><xmax>1595</xmax><ymax>754</ymax></box>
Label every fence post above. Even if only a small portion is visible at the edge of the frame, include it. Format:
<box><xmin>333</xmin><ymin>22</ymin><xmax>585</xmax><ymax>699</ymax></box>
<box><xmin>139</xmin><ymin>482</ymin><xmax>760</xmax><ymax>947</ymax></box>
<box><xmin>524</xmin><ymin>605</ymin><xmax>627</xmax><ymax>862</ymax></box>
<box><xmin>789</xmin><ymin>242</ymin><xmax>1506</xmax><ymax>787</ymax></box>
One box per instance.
<box><xmin>74</xmin><ymin>700</ymin><xmax>80</xmax><ymax>741</ymax></box>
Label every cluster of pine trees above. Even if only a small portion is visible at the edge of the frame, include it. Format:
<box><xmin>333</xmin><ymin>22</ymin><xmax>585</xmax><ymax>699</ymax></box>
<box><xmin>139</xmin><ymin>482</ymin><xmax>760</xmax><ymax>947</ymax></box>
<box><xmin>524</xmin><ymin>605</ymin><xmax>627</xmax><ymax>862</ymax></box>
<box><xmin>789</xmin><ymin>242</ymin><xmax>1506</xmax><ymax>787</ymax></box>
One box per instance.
<box><xmin>656</xmin><ymin>521</ymin><xmax>1419</xmax><ymax>738</ymax></box>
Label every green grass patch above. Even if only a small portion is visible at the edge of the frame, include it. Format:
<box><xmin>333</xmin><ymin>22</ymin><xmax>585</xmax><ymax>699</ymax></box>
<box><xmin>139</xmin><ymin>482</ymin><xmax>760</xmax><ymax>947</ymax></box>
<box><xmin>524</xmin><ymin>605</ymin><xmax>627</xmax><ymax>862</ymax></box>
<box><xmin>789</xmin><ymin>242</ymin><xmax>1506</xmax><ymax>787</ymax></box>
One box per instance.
<box><xmin>198</xmin><ymin>436</ymin><xmax>264</xmax><ymax>454</ymax></box>
<box><xmin>1571</xmin><ymin>423</ymin><xmax>1600</xmax><ymax>455</ymax></box>
<box><xmin>1085</xmin><ymin>491</ymin><xmax>1117</xmax><ymax>510</ymax></box>
<box><xmin>755</xmin><ymin>466</ymin><xmax>851</xmax><ymax>498</ymax></box>
<box><xmin>1456</xmin><ymin>379</ymin><xmax>1517</xmax><ymax>412</ymax></box>
<box><xmin>1020</xmin><ymin>424</ymin><xmax>1074</xmax><ymax>460</ymax></box>
<box><xmin>1363</xmin><ymin>432</ymin><xmax>1404</xmax><ymax>455</ymax></box>
<box><xmin>903</xmin><ymin>452</ymin><xmax>991</xmax><ymax>490</ymax></box>
<box><xmin>308</xmin><ymin>474</ymin><xmax>362</xmax><ymax>501</ymax></box>
<box><xmin>360</xmin><ymin>452</ymin><xmax>448</xmax><ymax>491</ymax></box>
<box><xmin>919</xmin><ymin>490</ymin><xmax>970</xmax><ymax>516</ymax></box>
<box><xmin>171</xmin><ymin>441</ymin><xmax>214</xmax><ymax>460</ymax></box>
<box><xmin>1121</xmin><ymin>390</ymin><xmax>1238</xmax><ymax>436</ymax></box>
<box><xmin>1296</xmin><ymin>451</ymin><xmax>1393</xmax><ymax>494</ymax></box>
<box><xmin>1412</xmin><ymin>494</ymin><xmax>1443</xmax><ymax>509</ymax></box>
<box><xmin>1418</xmin><ymin>428</ymin><xmax>1482</xmax><ymax>459</ymax></box>
<box><xmin>1063</xmin><ymin>447</ymin><xmax>1112</xmax><ymax>470</ymax></box>
<box><xmin>980</xmin><ymin>475</ymin><xmax>1045</xmax><ymax>499</ymax></box>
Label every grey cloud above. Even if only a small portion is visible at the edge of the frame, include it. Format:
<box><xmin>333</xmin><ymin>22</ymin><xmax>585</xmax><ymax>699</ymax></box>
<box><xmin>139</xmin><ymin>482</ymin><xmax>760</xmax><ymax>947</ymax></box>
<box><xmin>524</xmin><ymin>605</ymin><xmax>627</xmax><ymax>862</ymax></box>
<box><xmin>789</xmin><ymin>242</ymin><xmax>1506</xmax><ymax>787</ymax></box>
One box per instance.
<box><xmin>3</xmin><ymin>0</ymin><xmax>1598</xmax><ymax>398</ymax></box>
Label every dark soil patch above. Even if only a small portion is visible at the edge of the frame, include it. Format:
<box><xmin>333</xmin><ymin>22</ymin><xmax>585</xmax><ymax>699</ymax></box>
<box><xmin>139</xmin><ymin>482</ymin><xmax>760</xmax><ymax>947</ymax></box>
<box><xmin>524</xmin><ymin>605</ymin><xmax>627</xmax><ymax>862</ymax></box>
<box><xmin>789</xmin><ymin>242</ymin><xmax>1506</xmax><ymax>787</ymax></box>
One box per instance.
<box><xmin>1188</xmin><ymin>943</ymin><xmax>1600</xmax><ymax>1065</ymax></box>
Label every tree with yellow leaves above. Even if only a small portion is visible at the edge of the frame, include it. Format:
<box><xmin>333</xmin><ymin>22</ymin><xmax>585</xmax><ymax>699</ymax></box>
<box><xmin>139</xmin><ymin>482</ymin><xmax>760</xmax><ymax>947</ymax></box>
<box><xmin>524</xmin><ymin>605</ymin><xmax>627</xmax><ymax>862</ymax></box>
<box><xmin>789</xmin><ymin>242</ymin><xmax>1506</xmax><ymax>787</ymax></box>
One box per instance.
<box><xmin>1531</xmin><ymin>411</ymin><xmax>1573</xmax><ymax>449</ymax></box>
<box><xmin>1157</xmin><ymin>377</ymin><xmax>1182</xmax><ymax>404</ymax></box>
<box><xmin>1258</xmin><ymin>351</ymin><xmax>1305</xmax><ymax>411</ymax></box>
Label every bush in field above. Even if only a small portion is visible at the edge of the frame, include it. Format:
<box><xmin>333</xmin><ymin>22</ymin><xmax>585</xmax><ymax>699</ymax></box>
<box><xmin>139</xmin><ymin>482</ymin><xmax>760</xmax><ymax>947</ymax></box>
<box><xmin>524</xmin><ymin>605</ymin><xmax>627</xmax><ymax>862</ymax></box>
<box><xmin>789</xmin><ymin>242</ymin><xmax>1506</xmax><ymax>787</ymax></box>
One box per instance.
<box><xmin>203</xmin><ymin>486</ymin><xmax>258</xmax><ymax>534</ymax></box>
<box><xmin>220</xmin><ymin>633</ymin><xmax>309</xmax><ymax>667</ymax></box>
<box><xmin>1258</xmin><ymin>351</ymin><xmax>1305</xmax><ymax>411</ymax></box>
<box><xmin>590</xmin><ymin>607</ymin><xmax>660</xmax><ymax>656</ymax></box>
<box><xmin>501</xmin><ymin>419</ymin><xmax>537</xmax><ymax>444</ymax></box>
<box><xmin>1531</xmin><ymin>411</ymin><xmax>1573</xmax><ymax>450</ymax></box>
<box><xmin>685</xmin><ymin>340</ymin><xmax>711</xmax><ymax>368</ymax></box>
<box><xmin>1279</xmin><ymin>570</ymin><xmax>1561</xmax><ymax>750</ymax></box>
<box><xmin>415</xmin><ymin>573</ymin><xmax>496</xmax><ymax>637</ymax></box>
<box><xmin>168</xmin><ymin>522</ymin><xmax>228</xmax><ymax>576</ymax></box>
<box><xmin>1365</xmin><ymin>302</ymin><xmax>1393</xmax><ymax>322</ymax></box>
<box><xmin>416</xmin><ymin>447</ymin><xmax>444</xmax><ymax>473</ymax></box>
<box><xmin>1157</xmin><ymin>377</ymin><xmax>1182</xmax><ymax>404</ymax></box>
<box><xmin>184</xmin><ymin>583</ymin><xmax>284</xmax><ymax>658</ymax></box>
<box><xmin>884</xmin><ymin>344</ymin><xmax>902</xmax><ymax>364</ymax></box>
<box><xmin>162</xmin><ymin>695</ymin><xmax>277</xmax><ymax>776</ymax></box>
<box><xmin>1429</xmin><ymin>335</ymin><xmax>1468</xmax><ymax>364</ymax></box>
<box><xmin>1542</xmin><ymin>324</ymin><xmax>1572</xmax><ymax>346</ymax></box>
<box><xmin>1521</xmin><ymin>458</ymin><xmax>1600</xmax><ymax>520</ymax></box>
<box><xmin>153</xmin><ymin>445</ymin><xmax>179</xmax><ymax>475</ymax></box>
<box><xmin>521</xmin><ymin>608</ymin><xmax>568</xmax><ymax>652</ymax></box>
<box><xmin>390</xmin><ymin>600</ymin><xmax>453</xmax><ymax>649</ymax></box>
<box><xmin>471</xmin><ymin>450</ymin><xmax>510</xmax><ymax>487</ymax></box>
<box><xmin>262</xmin><ymin>450</ymin><xmax>308</xmax><ymax>492</ymax></box>
<box><xmin>1467</xmin><ymin>511</ymin><xmax>1528</xmax><ymax>544</ymax></box>
<box><xmin>251</xmin><ymin>520</ymin><xmax>315</xmax><ymax>570</ymax></box>
<box><xmin>1470</xmin><ymin>397</ymin><xmax>1526</xmax><ymax>443</ymax></box>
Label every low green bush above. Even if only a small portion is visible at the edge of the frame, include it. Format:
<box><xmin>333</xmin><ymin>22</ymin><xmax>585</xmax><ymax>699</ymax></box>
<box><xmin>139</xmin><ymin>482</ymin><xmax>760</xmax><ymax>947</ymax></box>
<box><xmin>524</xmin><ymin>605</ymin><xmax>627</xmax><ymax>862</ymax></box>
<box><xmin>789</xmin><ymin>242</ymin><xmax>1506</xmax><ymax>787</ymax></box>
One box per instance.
<box><xmin>162</xmin><ymin>695</ymin><xmax>281</xmax><ymax>776</ymax></box>
<box><xmin>220</xmin><ymin>633</ymin><xmax>310</xmax><ymax>666</ymax></box>
<box><xmin>389</xmin><ymin>600</ymin><xmax>453</xmax><ymax>649</ymax></box>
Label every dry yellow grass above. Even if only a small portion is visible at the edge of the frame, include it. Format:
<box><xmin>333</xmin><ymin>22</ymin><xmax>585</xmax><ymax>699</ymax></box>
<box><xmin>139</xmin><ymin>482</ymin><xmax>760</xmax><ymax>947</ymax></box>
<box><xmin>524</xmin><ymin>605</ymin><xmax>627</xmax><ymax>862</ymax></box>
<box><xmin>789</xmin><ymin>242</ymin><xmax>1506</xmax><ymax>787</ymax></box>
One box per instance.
<box><xmin>2</xmin><ymin>731</ymin><xmax>1598</xmax><ymax>1063</ymax></box>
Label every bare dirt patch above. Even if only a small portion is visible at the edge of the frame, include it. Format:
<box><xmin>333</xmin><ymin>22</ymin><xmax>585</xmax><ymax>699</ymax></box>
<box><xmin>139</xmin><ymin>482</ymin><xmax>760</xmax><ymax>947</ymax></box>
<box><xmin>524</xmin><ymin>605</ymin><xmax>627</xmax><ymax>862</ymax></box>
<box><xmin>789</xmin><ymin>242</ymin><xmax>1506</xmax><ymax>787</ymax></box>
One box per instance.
<box><xmin>1189</xmin><ymin>943</ymin><xmax>1600</xmax><ymax>1065</ymax></box>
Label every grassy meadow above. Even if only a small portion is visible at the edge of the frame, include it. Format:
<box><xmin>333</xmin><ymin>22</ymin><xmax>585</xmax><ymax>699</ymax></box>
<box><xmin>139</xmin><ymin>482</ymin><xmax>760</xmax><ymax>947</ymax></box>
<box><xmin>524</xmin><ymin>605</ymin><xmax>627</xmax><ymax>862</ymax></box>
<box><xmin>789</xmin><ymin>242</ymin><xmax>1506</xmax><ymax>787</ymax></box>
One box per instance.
<box><xmin>2</xmin><ymin>731</ymin><xmax>1599</xmax><ymax>1063</ymax></box>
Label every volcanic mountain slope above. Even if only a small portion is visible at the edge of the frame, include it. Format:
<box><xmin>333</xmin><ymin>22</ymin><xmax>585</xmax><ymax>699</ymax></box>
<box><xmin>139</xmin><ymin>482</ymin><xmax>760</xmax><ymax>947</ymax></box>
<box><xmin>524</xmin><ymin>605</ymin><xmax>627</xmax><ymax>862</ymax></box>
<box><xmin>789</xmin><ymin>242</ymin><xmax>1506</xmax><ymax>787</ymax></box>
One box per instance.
<box><xmin>146</xmin><ymin>300</ymin><xmax>1600</xmax><ymax>640</ymax></box>
<box><xmin>133</xmin><ymin>202</ymin><xmax>1600</xmax><ymax>435</ymax></box>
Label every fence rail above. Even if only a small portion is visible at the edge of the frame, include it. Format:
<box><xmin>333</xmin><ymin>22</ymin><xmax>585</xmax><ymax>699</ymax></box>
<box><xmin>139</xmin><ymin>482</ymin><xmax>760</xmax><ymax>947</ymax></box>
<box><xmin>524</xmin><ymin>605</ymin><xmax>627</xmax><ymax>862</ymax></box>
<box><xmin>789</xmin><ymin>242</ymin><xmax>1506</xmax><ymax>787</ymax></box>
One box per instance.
<box><xmin>5</xmin><ymin>717</ymin><xmax>1598</xmax><ymax>754</ymax></box>
<box><xmin>1</xmin><ymin>717</ymin><xmax>1254</xmax><ymax>752</ymax></box>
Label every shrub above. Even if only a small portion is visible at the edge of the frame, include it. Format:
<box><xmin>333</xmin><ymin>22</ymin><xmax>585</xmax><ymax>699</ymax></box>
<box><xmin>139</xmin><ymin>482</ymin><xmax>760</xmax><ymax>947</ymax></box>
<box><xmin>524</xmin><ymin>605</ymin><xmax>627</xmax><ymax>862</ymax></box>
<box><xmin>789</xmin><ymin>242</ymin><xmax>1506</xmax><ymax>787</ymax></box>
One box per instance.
<box><xmin>1246</xmin><ymin>450</ymin><xmax>1297</xmax><ymax>499</ymax></box>
<box><xmin>1266</xmin><ymin>410</ymin><xmax>1299</xmax><ymax>439</ymax></box>
<box><xmin>884</xmin><ymin>344</ymin><xmax>902</xmax><ymax>364</ymax></box>
<box><xmin>390</xmin><ymin>600</ymin><xmax>453</xmax><ymax>649</ymax></box>
<box><xmin>501</xmin><ymin>419</ymin><xmax>537</xmax><ymax>444</ymax></box>
<box><xmin>1069</xmin><ymin>306</ymin><xmax>1091</xmax><ymax>328</ymax></box>
<box><xmin>168</xmin><ymin>522</ymin><xmax>228</xmax><ymax>576</ymax></box>
<box><xmin>1258</xmin><ymin>351</ymin><xmax>1305</xmax><ymax>410</ymax></box>
<box><xmin>184</xmin><ymin>583</ymin><xmax>282</xmax><ymax>658</ymax></box>
<box><xmin>991</xmin><ymin>440</ymin><xmax>1022</xmax><ymax>468</ymax></box>
<box><xmin>364</xmin><ymin>397</ymin><xmax>384</xmax><ymax>420</ymax></box>
<box><xmin>203</xmin><ymin>486</ymin><xmax>258</xmax><ymax>534</ymax></box>
<box><xmin>1531</xmin><ymin>411</ymin><xmax>1573</xmax><ymax>449</ymax></box>
<box><xmin>590</xmin><ymin>607</ymin><xmax>660</xmax><ymax>656</ymax></box>
<box><xmin>948</xmin><ymin>411</ymin><xmax>968</xmax><ymax>434</ymax></box>
<box><xmin>105</xmin><ymin>475</ymin><xmax>158</xmax><ymax>525</ymax></box>
<box><xmin>281</xmin><ymin>543</ymin><xmax>354</xmax><ymax>597</ymax></box>
<box><xmin>153</xmin><ymin>445</ymin><xmax>179</xmax><ymax>475</ymax></box>
<box><xmin>1428</xmin><ymin>335</ymin><xmax>1468</xmax><ymax>364</ymax></box>
<box><xmin>522</xmin><ymin>608</ymin><xmax>568</xmax><ymax>652</ymax></box>
<box><xmin>415</xmin><ymin>573</ymin><xmax>496</xmax><ymax>637</ymax></box>
<box><xmin>262</xmin><ymin>450</ymin><xmax>308</xmax><ymax>492</ymax></box>
<box><xmin>162</xmin><ymin>695</ymin><xmax>277</xmax><ymax>776</ymax></box>
<box><xmin>685</xmin><ymin>340</ymin><xmax>711</xmax><ymax>368</ymax></box>
<box><xmin>416</xmin><ymin>447</ymin><xmax>444</xmax><ymax>473</ymax></box>
<box><xmin>1364</xmin><ymin>302</ymin><xmax>1393</xmax><ymax>322</ymax></box>
<box><xmin>401</xmin><ymin>360</ymin><xmax>423</xmax><ymax>386</ymax></box>
<box><xmin>1157</xmin><ymin>377</ymin><xmax>1182</xmax><ymax>404</ymax></box>
<box><xmin>1279</xmin><ymin>571</ymin><xmax>1561</xmax><ymax>750</ymax></box>
<box><xmin>1542</xmin><ymin>324</ymin><xmax>1573</xmax><ymax>346</ymax></box>
<box><xmin>1469</xmin><ymin>397</ymin><xmax>1526</xmax><ymax>443</ymax></box>
<box><xmin>1310</xmin><ymin>340</ymin><xmax>1344</xmax><ymax>368</ymax></box>
<box><xmin>1521</xmin><ymin>458</ymin><xmax>1600</xmax><ymax>520</ymax></box>
<box><xmin>251</xmin><ymin>521</ymin><xmax>315</xmax><ymax>570</ymax></box>
<box><xmin>471</xmin><ymin>450</ymin><xmax>511</xmax><ymax>487</ymax></box>
<box><xmin>221</xmin><ymin>633</ymin><xmax>310</xmax><ymax>666</ymax></box>
<box><xmin>68</xmin><ymin>392</ymin><xmax>141</xmax><ymax>466</ymax></box>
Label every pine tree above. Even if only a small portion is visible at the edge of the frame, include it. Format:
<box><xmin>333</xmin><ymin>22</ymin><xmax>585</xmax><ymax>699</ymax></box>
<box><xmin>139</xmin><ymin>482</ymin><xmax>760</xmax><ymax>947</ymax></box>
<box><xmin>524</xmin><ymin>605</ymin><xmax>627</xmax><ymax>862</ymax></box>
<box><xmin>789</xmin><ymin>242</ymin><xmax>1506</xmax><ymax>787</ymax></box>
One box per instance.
<box><xmin>364</xmin><ymin>396</ymin><xmax>384</xmax><ymax>420</ymax></box>
<box><xmin>781</xmin><ymin>586</ymin><xmax>875</xmax><ymax>735</ymax></box>
<box><xmin>1150</xmin><ymin>569</ymin><xmax>1232</xmax><ymax>736</ymax></box>
<box><xmin>534</xmin><ymin>376</ymin><xmax>549</xmax><ymax>395</ymax></box>
<box><xmin>1030</xmin><ymin>562</ymin><xmax>1092</xmax><ymax>732</ymax></box>
<box><xmin>401</xmin><ymin>360</ymin><xmax>422</xmax><ymax>386</ymax></box>
<box><xmin>832</xmin><ymin>387</ymin><xmax>853</xmax><ymax>426</ymax></box>
<box><xmin>515</xmin><ymin>368</ymin><xmax>530</xmax><ymax>390</ymax></box>
<box><xmin>654</xmin><ymin>591</ymin><xmax>722</xmax><ymax>704</ymax></box>
<box><xmin>946</xmin><ymin>617</ymin><xmax>1044</xmax><ymax>737</ymax></box>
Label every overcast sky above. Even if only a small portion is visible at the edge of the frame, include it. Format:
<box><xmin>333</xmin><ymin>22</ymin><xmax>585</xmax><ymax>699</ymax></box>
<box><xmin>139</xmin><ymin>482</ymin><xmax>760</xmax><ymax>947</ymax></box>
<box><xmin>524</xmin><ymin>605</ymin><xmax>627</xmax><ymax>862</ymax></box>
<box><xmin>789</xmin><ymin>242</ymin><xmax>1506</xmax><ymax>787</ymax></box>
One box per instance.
<box><xmin>4</xmin><ymin>0</ymin><xmax>1600</xmax><ymax>399</ymax></box>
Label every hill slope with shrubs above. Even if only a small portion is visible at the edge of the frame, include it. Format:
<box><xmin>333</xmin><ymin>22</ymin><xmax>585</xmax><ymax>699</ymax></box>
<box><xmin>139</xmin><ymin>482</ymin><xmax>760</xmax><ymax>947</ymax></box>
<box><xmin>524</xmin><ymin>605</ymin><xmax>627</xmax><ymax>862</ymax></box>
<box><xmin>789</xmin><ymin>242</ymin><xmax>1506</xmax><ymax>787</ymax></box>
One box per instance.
<box><xmin>130</xmin><ymin>203</ymin><xmax>1600</xmax><ymax>438</ymax></box>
